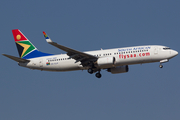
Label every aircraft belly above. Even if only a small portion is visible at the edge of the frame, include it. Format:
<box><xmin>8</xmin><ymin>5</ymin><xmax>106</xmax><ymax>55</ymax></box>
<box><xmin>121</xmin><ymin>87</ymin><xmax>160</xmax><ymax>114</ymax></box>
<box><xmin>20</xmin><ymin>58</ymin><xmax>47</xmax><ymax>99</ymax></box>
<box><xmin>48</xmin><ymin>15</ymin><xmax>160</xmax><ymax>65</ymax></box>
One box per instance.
<box><xmin>60</xmin><ymin>61</ymin><xmax>81</xmax><ymax>71</ymax></box>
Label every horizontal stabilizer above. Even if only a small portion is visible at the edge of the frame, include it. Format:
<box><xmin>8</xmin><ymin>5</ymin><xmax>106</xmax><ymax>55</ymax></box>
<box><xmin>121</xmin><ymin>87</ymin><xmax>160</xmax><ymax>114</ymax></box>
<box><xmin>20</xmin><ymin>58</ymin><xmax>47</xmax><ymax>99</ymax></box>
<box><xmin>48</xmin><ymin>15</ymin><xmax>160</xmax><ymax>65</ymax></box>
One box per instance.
<box><xmin>2</xmin><ymin>54</ymin><xmax>30</xmax><ymax>63</ymax></box>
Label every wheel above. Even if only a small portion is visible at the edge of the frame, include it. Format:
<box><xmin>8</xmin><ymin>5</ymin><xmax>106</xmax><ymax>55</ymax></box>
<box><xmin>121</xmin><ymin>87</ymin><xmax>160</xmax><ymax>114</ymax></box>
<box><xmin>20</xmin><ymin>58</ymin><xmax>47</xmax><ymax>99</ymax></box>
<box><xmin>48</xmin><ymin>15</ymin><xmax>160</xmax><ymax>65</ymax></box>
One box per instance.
<box><xmin>95</xmin><ymin>73</ymin><xmax>102</xmax><ymax>78</ymax></box>
<box><xmin>88</xmin><ymin>68</ymin><xmax>93</xmax><ymax>74</ymax></box>
<box><xmin>159</xmin><ymin>64</ymin><xmax>163</xmax><ymax>68</ymax></box>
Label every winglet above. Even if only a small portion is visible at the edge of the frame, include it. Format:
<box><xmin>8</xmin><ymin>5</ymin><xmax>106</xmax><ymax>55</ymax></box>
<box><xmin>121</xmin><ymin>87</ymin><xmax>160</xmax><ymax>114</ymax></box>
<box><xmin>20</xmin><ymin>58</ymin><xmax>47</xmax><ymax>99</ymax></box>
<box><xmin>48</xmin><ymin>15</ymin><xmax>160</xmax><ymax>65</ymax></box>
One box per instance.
<box><xmin>43</xmin><ymin>31</ymin><xmax>52</xmax><ymax>43</ymax></box>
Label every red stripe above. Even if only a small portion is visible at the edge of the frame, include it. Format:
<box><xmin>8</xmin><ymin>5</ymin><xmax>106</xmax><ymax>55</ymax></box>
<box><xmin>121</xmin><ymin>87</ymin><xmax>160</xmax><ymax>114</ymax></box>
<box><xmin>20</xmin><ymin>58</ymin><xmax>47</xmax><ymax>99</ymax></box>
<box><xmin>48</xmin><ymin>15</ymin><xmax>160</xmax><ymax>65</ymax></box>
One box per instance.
<box><xmin>12</xmin><ymin>29</ymin><xmax>28</xmax><ymax>42</ymax></box>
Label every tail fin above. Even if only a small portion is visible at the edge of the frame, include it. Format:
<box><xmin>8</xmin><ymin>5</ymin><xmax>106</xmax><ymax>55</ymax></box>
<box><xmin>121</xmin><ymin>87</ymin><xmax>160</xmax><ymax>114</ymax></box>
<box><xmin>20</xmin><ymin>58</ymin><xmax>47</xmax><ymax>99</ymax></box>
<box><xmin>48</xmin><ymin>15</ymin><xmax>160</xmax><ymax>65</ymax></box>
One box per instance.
<box><xmin>12</xmin><ymin>29</ymin><xmax>53</xmax><ymax>59</ymax></box>
<box><xmin>12</xmin><ymin>29</ymin><xmax>37</xmax><ymax>58</ymax></box>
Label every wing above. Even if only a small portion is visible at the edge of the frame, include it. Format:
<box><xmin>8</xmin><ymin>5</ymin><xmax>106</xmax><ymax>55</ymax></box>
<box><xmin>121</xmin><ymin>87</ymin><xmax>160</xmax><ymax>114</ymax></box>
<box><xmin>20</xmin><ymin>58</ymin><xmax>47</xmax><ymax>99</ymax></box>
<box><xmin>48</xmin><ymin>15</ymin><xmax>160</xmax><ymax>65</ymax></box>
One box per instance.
<box><xmin>2</xmin><ymin>54</ymin><xmax>30</xmax><ymax>63</ymax></box>
<box><xmin>43</xmin><ymin>32</ymin><xmax>97</xmax><ymax>66</ymax></box>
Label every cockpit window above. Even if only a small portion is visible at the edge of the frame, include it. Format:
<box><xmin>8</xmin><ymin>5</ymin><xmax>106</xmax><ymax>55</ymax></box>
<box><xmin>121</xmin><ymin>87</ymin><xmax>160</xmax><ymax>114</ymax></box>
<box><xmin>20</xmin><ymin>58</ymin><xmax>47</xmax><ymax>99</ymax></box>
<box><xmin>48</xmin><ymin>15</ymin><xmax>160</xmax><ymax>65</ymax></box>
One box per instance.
<box><xmin>163</xmin><ymin>47</ymin><xmax>171</xmax><ymax>50</ymax></box>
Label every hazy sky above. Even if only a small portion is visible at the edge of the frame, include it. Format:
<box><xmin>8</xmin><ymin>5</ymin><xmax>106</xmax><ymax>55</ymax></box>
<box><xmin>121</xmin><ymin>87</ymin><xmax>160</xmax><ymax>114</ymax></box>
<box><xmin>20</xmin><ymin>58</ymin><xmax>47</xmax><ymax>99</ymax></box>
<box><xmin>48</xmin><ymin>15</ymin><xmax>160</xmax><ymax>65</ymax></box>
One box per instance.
<box><xmin>0</xmin><ymin>0</ymin><xmax>180</xmax><ymax>120</ymax></box>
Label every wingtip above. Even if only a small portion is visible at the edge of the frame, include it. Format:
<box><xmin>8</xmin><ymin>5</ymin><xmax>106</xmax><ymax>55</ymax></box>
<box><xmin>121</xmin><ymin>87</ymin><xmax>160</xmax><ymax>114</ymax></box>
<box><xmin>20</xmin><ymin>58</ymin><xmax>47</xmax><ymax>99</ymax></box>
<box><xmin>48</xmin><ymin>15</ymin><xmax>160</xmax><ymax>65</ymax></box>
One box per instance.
<box><xmin>43</xmin><ymin>31</ymin><xmax>46</xmax><ymax>35</ymax></box>
<box><xmin>42</xmin><ymin>31</ymin><xmax>49</xmax><ymax>39</ymax></box>
<box><xmin>42</xmin><ymin>31</ymin><xmax>53</xmax><ymax>43</ymax></box>
<box><xmin>46</xmin><ymin>39</ymin><xmax>53</xmax><ymax>43</ymax></box>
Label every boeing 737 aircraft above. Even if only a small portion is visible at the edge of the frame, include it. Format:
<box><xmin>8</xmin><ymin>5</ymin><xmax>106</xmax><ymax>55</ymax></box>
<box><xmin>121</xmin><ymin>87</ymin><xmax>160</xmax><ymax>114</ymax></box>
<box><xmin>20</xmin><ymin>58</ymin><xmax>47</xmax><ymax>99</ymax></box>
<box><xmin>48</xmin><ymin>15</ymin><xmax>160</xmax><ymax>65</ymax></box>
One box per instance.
<box><xmin>2</xmin><ymin>29</ymin><xmax>178</xmax><ymax>78</ymax></box>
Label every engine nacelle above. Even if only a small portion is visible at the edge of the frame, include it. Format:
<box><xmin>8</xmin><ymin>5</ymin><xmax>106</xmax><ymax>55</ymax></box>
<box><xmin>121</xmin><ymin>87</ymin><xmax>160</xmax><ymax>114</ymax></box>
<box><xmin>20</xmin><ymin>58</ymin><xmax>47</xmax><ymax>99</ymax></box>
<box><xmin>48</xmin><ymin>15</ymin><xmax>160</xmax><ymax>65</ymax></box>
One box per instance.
<box><xmin>108</xmin><ymin>65</ymin><xmax>129</xmax><ymax>74</ymax></box>
<box><xmin>97</xmin><ymin>57</ymin><xmax>115</xmax><ymax>68</ymax></box>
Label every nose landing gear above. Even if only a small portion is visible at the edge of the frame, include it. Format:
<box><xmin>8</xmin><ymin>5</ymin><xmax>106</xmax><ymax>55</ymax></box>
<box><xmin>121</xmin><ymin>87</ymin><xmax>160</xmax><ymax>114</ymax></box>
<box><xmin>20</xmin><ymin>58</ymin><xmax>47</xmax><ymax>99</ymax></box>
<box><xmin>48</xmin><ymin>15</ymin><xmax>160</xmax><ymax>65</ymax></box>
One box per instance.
<box><xmin>159</xmin><ymin>59</ymin><xmax>169</xmax><ymax>68</ymax></box>
<box><xmin>159</xmin><ymin>64</ymin><xmax>163</xmax><ymax>68</ymax></box>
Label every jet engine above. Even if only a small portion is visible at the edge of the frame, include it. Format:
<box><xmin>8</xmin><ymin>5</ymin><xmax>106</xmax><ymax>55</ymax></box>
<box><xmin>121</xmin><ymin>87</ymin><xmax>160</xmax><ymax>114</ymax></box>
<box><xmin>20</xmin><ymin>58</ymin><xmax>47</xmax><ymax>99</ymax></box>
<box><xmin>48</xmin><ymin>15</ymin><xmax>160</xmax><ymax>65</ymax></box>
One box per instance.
<box><xmin>107</xmin><ymin>65</ymin><xmax>129</xmax><ymax>74</ymax></box>
<box><xmin>97</xmin><ymin>57</ymin><xmax>115</xmax><ymax>68</ymax></box>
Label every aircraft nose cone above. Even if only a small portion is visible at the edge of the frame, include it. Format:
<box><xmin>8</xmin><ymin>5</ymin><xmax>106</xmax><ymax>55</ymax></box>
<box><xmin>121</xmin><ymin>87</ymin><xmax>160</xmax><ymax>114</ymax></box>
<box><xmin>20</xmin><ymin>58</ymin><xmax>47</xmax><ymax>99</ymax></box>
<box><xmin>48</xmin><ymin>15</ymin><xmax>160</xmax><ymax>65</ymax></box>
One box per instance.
<box><xmin>173</xmin><ymin>50</ymin><xmax>178</xmax><ymax>56</ymax></box>
<box><xmin>175</xmin><ymin>51</ymin><xmax>178</xmax><ymax>55</ymax></box>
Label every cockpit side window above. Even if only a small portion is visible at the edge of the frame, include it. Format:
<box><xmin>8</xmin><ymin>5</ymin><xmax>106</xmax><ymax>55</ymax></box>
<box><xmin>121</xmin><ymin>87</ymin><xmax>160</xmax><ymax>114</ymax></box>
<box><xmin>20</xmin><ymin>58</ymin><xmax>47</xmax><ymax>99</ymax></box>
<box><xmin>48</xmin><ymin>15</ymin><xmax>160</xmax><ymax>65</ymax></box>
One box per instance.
<box><xmin>163</xmin><ymin>47</ymin><xmax>171</xmax><ymax>50</ymax></box>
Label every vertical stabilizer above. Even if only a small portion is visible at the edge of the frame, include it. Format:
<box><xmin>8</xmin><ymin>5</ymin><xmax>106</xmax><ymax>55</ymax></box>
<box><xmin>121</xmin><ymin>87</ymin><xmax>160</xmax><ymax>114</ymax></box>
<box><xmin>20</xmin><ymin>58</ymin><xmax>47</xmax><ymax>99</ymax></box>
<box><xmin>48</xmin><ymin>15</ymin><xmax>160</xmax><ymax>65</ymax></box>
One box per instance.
<box><xmin>12</xmin><ymin>29</ymin><xmax>37</xmax><ymax>58</ymax></box>
<box><xmin>12</xmin><ymin>29</ymin><xmax>53</xmax><ymax>59</ymax></box>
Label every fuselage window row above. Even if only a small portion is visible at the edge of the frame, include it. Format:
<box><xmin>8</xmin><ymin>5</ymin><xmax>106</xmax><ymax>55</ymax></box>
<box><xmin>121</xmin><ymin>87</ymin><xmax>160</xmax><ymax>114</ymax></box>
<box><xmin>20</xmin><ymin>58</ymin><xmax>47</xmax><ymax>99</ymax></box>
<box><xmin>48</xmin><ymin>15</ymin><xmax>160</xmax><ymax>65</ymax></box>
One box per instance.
<box><xmin>48</xmin><ymin>58</ymin><xmax>70</xmax><ymax>62</ymax></box>
<box><xmin>114</xmin><ymin>49</ymin><xmax>149</xmax><ymax>55</ymax></box>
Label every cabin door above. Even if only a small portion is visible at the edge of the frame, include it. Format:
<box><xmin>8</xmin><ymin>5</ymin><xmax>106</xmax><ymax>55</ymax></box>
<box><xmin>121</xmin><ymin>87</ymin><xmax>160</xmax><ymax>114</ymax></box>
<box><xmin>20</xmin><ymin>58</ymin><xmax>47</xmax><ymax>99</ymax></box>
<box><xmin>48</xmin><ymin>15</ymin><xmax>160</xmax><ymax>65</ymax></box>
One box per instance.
<box><xmin>39</xmin><ymin>59</ymin><xmax>43</xmax><ymax>67</ymax></box>
<box><xmin>154</xmin><ymin>47</ymin><xmax>158</xmax><ymax>55</ymax></box>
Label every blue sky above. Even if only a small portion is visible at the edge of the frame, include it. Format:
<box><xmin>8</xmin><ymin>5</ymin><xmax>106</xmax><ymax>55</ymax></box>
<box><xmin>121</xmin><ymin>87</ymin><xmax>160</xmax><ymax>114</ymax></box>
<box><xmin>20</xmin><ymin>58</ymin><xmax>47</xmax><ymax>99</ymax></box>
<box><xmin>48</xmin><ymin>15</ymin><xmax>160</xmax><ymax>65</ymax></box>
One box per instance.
<box><xmin>0</xmin><ymin>0</ymin><xmax>180</xmax><ymax>120</ymax></box>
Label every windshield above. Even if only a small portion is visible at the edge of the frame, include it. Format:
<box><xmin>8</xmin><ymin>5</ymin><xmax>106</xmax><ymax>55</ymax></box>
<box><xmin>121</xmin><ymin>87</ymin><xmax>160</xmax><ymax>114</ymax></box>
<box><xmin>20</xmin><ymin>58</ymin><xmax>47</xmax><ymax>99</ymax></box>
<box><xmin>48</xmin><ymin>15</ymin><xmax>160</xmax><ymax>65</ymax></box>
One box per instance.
<box><xmin>163</xmin><ymin>47</ymin><xmax>171</xmax><ymax>50</ymax></box>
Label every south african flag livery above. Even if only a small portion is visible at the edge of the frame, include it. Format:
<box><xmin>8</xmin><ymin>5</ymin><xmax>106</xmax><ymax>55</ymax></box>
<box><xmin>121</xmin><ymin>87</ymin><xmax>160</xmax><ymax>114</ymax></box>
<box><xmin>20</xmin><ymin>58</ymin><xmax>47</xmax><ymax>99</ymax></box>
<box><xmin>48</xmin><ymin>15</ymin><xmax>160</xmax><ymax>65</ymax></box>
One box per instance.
<box><xmin>12</xmin><ymin>29</ymin><xmax>53</xmax><ymax>59</ymax></box>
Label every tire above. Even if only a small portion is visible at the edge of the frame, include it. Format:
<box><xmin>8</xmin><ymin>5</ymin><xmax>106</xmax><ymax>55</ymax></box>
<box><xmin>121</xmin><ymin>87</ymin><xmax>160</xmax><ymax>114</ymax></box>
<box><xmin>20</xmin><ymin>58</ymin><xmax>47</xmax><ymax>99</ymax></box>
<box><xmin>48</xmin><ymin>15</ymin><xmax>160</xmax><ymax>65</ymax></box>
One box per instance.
<box><xmin>88</xmin><ymin>68</ymin><xmax>93</xmax><ymax>74</ymax></box>
<box><xmin>159</xmin><ymin>65</ymin><xmax>163</xmax><ymax>68</ymax></box>
<box><xmin>95</xmin><ymin>73</ymin><xmax>102</xmax><ymax>78</ymax></box>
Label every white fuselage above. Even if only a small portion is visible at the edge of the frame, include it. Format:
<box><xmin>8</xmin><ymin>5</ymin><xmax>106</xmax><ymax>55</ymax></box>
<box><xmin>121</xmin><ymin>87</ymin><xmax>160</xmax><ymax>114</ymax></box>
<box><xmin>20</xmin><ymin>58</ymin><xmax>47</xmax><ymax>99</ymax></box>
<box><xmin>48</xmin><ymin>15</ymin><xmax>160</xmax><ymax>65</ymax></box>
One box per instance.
<box><xmin>19</xmin><ymin>45</ymin><xmax>178</xmax><ymax>71</ymax></box>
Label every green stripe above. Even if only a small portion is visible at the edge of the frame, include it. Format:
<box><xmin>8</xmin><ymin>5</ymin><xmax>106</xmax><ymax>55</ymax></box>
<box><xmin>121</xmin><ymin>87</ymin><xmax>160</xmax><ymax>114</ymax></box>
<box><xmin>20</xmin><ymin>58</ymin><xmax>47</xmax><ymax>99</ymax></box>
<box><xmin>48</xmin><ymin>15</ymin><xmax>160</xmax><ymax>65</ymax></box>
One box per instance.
<box><xmin>17</xmin><ymin>41</ymin><xmax>36</xmax><ymax>58</ymax></box>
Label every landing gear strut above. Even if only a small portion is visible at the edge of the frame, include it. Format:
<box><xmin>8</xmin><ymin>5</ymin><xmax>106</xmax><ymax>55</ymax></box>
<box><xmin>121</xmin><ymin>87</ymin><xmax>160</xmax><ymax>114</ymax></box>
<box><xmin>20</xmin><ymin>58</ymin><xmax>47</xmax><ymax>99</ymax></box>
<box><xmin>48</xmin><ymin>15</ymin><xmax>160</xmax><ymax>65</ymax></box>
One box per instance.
<box><xmin>159</xmin><ymin>59</ymin><xmax>169</xmax><ymax>68</ymax></box>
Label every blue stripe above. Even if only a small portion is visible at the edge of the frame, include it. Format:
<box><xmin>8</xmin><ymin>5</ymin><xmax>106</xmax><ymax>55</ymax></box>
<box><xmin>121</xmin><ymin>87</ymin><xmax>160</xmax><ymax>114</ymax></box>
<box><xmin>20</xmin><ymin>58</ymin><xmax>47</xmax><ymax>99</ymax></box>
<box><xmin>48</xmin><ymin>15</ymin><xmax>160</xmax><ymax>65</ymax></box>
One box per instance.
<box><xmin>22</xmin><ymin>50</ymin><xmax>53</xmax><ymax>59</ymax></box>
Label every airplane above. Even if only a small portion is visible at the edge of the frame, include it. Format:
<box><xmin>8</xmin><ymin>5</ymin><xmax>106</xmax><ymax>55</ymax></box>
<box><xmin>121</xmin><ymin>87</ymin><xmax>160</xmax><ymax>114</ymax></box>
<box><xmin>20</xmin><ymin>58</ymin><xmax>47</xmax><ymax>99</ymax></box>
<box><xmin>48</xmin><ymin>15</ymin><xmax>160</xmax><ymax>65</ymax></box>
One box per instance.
<box><xmin>2</xmin><ymin>29</ymin><xmax>178</xmax><ymax>78</ymax></box>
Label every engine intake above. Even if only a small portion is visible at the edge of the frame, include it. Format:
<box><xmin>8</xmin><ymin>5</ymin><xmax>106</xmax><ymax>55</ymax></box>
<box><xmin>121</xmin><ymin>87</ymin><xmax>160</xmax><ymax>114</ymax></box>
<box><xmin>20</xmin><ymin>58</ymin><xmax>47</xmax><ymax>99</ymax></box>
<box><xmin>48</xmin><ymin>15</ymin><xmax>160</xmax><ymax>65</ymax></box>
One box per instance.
<box><xmin>97</xmin><ymin>57</ymin><xmax>115</xmax><ymax>68</ymax></box>
<box><xmin>108</xmin><ymin>65</ymin><xmax>129</xmax><ymax>74</ymax></box>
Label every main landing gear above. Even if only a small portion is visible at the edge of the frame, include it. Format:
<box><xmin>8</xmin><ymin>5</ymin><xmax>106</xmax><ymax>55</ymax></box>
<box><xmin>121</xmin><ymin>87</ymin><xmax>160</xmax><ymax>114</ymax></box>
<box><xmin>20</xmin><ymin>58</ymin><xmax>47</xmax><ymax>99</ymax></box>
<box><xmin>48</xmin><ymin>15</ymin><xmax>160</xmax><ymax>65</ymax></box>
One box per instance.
<box><xmin>159</xmin><ymin>59</ymin><xmax>169</xmax><ymax>68</ymax></box>
<box><xmin>88</xmin><ymin>68</ymin><xmax>93</xmax><ymax>74</ymax></box>
<box><xmin>87</xmin><ymin>68</ymin><xmax>102</xmax><ymax>78</ymax></box>
<box><xmin>95</xmin><ymin>72</ymin><xmax>102</xmax><ymax>78</ymax></box>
